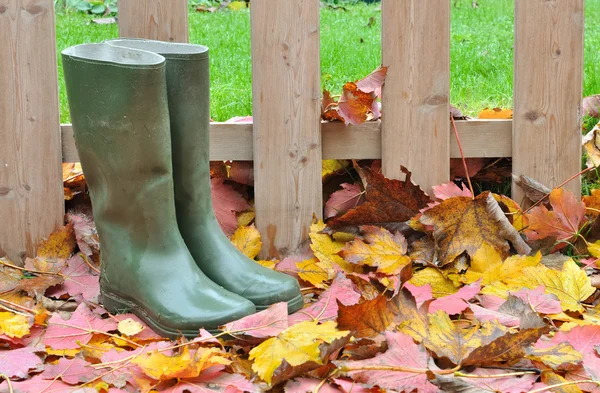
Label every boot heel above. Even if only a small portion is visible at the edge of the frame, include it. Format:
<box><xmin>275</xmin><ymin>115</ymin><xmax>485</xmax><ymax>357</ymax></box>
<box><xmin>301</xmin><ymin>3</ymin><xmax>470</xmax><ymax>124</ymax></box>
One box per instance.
<box><xmin>100</xmin><ymin>291</ymin><xmax>132</xmax><ymax>315</ymax></box>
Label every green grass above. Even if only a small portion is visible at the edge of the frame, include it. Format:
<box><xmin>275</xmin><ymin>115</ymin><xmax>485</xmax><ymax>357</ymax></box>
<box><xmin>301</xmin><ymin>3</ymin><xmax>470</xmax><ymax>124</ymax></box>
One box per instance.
<box><xmin>56</xmin><ymin>0</ymin><xmax>600</xmax><ymax>123</ymax></box>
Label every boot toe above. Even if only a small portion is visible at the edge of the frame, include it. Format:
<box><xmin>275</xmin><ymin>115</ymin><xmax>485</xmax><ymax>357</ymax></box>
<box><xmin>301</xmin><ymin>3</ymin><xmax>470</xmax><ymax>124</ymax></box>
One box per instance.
<box><xmin>241</xmin><ymin>273</ymin><xmax>303</xmax><ymax>313</ymax></box>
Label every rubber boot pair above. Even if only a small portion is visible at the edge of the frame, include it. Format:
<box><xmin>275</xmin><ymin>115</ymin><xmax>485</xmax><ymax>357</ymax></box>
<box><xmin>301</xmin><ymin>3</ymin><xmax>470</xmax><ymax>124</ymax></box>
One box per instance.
<box><xmin>61</xmin><ymin>40</ymin><xmax>302</xmax><ymax>339</ymax></box>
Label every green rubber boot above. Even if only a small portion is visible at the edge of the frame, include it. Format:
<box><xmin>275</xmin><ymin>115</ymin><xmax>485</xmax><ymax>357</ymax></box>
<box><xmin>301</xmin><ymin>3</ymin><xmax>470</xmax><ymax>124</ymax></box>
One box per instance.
<box><xmin>61</xmin><ymin>43</ymin><xmax>256</xmax><ymax>339</ymax></box>
<box><xmin>106</xmin><ymin>39</ymin><xmax>303</xmax><ymax>313</ymax></box>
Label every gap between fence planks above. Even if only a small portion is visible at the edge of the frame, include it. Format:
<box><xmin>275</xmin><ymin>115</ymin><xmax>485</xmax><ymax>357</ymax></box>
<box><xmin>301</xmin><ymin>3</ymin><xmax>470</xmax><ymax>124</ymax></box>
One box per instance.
<box><xmin>119</xmin><ymin>0</ymin><xmax>188</xmax><ymax>42</ymax></box>
<box><xmin>512</xmin><ymin>0</ymin><xmax>584</xmax><ymax>202</ymax></box>
<box><xmin>0</xmin><ymin>1</ymin><xmax>64</xmax><ymax>262</ymax></box>
<box><xmin>61</xmin><ymin>119</ymin><xmax>512</xmax><ymax>162</ymax></box>
<box><xmin>381</xmin><ymin>0</ymin><xmax>450</xmax><ymax>194</ymax></box>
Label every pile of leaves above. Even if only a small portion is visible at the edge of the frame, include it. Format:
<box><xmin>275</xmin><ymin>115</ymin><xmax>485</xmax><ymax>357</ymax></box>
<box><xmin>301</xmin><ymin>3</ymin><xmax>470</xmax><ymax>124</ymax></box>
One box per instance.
<box><xmin>5</xmin><ymin>159</ymin><xmax>600</xmax><ymax>392</ymax></box>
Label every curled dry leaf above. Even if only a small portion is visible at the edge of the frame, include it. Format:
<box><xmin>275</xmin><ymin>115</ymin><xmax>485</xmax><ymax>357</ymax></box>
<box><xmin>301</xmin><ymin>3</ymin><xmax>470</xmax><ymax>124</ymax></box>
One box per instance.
<box><xmin>420</xmin><ymin>192</ymin><xmax>531</xmax><ymax>266</ymax></box>
<box><xmin>325</xmin><ymin>182</ymin><xmax>364</xmax><ymax>219</ymax></box>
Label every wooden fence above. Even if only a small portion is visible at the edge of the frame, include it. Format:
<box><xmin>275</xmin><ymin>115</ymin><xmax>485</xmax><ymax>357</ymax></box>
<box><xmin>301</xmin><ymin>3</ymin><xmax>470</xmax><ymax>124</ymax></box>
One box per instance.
<box><xmin>0</xmin><ymin>0</ymin><xmax>584</xmax><ymax>262</ymax></box>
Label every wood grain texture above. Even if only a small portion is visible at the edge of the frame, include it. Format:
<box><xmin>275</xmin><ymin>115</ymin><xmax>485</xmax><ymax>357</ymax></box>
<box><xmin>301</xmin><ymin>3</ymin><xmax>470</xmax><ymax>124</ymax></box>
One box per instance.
<box><xmin>62</xmin><ymin>119</ymin><xmax>513</xmax><ymax>162</ymax></box>
<box><xmin>251</xmin><ymin>0</ymin><xmax>321</xmax><ymax>259</ymax></box>
<box><xmin>381</xmin><ymin>0</ymin><xmax>450</xmax><ymax>194</ymax></box>
<box><xmin>119</xmin><ymin>0</ymin><xmax>188</xmax><ymax>42</ymax></box>
<box><xmin>0</xmin><ymin>0</ymin><xmax>63</xmax><ymax>261</ymax></box>
<box><xmin>513</xmin><ymin>0</ymin><xmax>584</xmax><ymax>203</ymax></box>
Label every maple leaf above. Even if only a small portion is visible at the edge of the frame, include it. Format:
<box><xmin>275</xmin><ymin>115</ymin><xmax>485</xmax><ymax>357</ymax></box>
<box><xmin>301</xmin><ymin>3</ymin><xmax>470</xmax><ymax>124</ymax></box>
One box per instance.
<box><xmin>432</xmin><ymin>368</ymin><xmax>537</xmax><ymax>393</ymax></box>
<box><xmin>494</xmin><ymin>193</ymin><xmax>528</xmax><ymax>231</ymax></box>
<box><xmin>296</xmin><ymin>258</ymin><xmax>331</xmax><ymax>288</ymax></box>
<box><xmin>113</xmin><ymin>313</ymin><xmax>162</xmax><ymax>341</ymax></box>
<box><xmin>0</xmin><ymin>346</ymin><xmax>43</xmax><ymax>379</ymax></box>
<box><xmin>432</xmin><ymin>181</ymin><xmax>473</xmax><ymax>200</ymax></box>
<box><xmin>117</xmin><ymin>317</ymin><xmax>145</xmax><ymax>337</ymax></box>
<box><xmin>285</xmin><ymin>378</ymin><xmax>343</xmax><ymax>393</ymax></box>
<box><xmin>403</xmin><ymin>282</ymin><xmax>433</xmax><ymax>307</ymax></box>
<box><xmin>506</xmin><ymin>259</ymin><xmax>595</xmax><ymax>313</ymax></box>
<box><xmin>325</xmin><ymin>183</ymin><xmax>364</xmax><ymax>219</ymax></box>
<box><xmin>66</xmin><ymin>213</ymin><xmax>99</xmax><ymax>261</ymax></box>
<box><xmin>409</xmin><ymin>267</ymin><xmax>458</xmax><ymax>298</ymax></box>
<box><xmin>545</xmin><ymin>325</ymin><xmax>600</xmax><ymax>380</ymax></box>
<box><xmin>46</xmin><ymin>255</ymin><xmax>100</xmax><ymax>302</ymax></box>
<box><xmin>524</xmin><ymin>188</ymin><xmax>586</xmax><ymax>243</ymax></box>
<box><xmin>43</xmin><ymin>303</ymin><xmax>118</xmax><ymax>350</ymax></box>
<box><xmin>327</xmin><ymin>164</ymin><xmax>430</xmax><ymax>232</ymax></box>
<box><xmin>525</xmin><ymin>342</ymin><xmax>583</xmax><ymax>371</ymax></box>
<box><xmin>15</xmin><ymin>275</ymin><xmax>63</xmax><ymax>298</ymax></box>
<box><xmin>133</xmin><ymin>346</ymin><xmax>230</xmax><ymax>381</ymax></box>
<box><xmin>36</xmin><ymin>224</ymin><xmax>76</xmax><ymax>260</ymax></box>
<box><xmin>478</xmin><ymin>107</ymin><xmax>513</xmax><ymax>119</ymax></box>
<box><xmin>336</xmin><ymin>83</ymin><xmax>376</xmax><ymax>126</ymax></box>
<box><xmin>230</xmin><ymin>225</ymin><xmax>262</xmax><ymax>259</ymax></box>
<box><xmin>322</xmin><ymin>90</ymin><xmax>344</xmax><ymax>122</ymax></box>
<box><xmin>0</xmin><ymin>375</ymin><xmax>96</xmax><ymax>393</ymax></box>
<box><xmin>0</xmin><ymin>312</ymin><xmax>31</xmax><ymax>338</ymax></box>
<box><xmin>583</xmin><ymin>189</ymin><xmax>600</xmax><ymax>217</ymax></box>
<box><xmin>249</xmin><ymin>320</ymin><xmax>350</xmax><ymax>385</ymax></box>
<box><xmin>339</xmin><ymin>226</ymin><xmax>411</xmax><ymax>276</ymax></box>
<box><xmin>470</xmin><ymin>295</ymin><xmax>544</xmax><ymax>328</ymax></box>
<box><xmin>322</xmin><ymin>159</ymin><xmax>350</xmax><ymax>179</ymax></box>
<box><xmin>428</xmin><ymin>280</ymin><xmax>480</xmax><ymax>315</ymax></box>
<box><xmin>420</xmin><ymin>191</ymin><xmax>531</xmax><ymax>266</ymax></box>
<box><xmin>162</xmin><ymin>370</ymin><xmax>261</xmax><ymax>393</ymax></box>
<box><xmin>289</xmin><ymin>273</ymin><xmax>361</xmax><ymax>325</ymax></box>
<box><xmin>450</xmin><ymin>158</ymin><xmax>486</xmax><ymax>179</ymax></box>
<box><xmin>583</xmin><ymin>94</ymin><xmax>600</xmax><ymax>117</ymax></box>
<box><xmin>309</xmin><ymin>218</ymin><xmax>347</xmax><ymax>276</ymax></box>
<box><xmin>211</xmin><ymin>177</ymin><xmax>250</xmax><ymax>236</ymax></box>
<box><xmin>337</xmin><ymin>289</ymin><xmax>422</xmax><ymax>338</ymax></box>
<box><xmin>0</xmin><ymin>263</ymin><xmax>23</xmax><ymax>292</ymax></box>
<box><xmin>335</xmin><ymin>331</ymin><xmax>437</xmax><ymax>393</ymax></box>
<box><xmin>355</xmin><ymin>65</ymin><xmax>388</xmax><ymax>98</ymax></box>
<box><xmin>41</xmin><ymin>357</ymin><xmax>102</xmax><ymax>385</ymax></box>
<box><xmin>221</xmin><ymin>302</ymin><xmax>288</xmax><ymax>339</ymax></box>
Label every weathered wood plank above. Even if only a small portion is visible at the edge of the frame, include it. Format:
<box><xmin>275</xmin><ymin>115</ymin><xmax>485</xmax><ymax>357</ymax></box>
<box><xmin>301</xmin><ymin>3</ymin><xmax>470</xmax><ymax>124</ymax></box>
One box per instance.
<box><xmin>251</xmin><ymin>0</ymin><xmax>321</xmax><ymax>258</ymax></box>
<box><xmin>381</xmin><ymin>0</ymin><xmax>450</xmax><ymax>193</ymax></box>
<box><xmin>119</xmin><ymin>0</ymin><xmax>188</xmax><ymax>42</ymax></box>
<box><xmin>0</xmin><ymin>1</ymin><xmax>63</xmax><ymax>261</ymax></box>
<box><xmin>62</xmin><ymin>119</ymin><xmax>513</xmax><ymax>162</ymax></box>
<box><xmin>513</xmin><ymin>0</ymin><xmax>584</xmax><ymax>202</ymax></box>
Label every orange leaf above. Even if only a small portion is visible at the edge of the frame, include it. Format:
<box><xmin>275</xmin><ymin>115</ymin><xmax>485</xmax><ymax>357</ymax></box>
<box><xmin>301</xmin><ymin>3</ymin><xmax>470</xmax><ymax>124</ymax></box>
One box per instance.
<box><xmin>478</xmin><ymin>107</ymin><xmax>513</xmax><ymax>119</ymax></box>
<box><xmin>336</xmin><ymin>82</ymin><xmax>373</xmax><ymax>125</ymax></box>
<box><xmin>420</xmin><ymin>192</ymin><xmax>531</xmax><ymax>266</ymax></box>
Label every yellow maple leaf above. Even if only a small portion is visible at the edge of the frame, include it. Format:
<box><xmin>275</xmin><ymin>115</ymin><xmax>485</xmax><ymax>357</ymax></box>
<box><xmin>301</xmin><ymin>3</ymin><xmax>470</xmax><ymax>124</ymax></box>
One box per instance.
<box><xmin>296</xmin><ymin>258</ymin><xmax>330</xmax><ymax>288</ymax></box>
<box><xmin>493</xmin><ymin>194</ymin><xmax>527</xmax><ymax>231</ymax></box>
<box><xmin>256</xmin><ymin>260</ymin><xmax>277</xmax><ymax>269</ymax></box>
<box><xmin>133</xmin><ymin>346</ymin><xmax>230</xmax><ymax>381</ymax></box>
<box><xmin>465</xmin><ymin>248</ymin><xmax>541</xmax><ymax>287</ymax></box>
<box><xmin>0</xmin><ymin>312</ymin><xmax>31</xmax><ymax>338</ymax></box>
<box><xmin>339</xmin><ymin>226</ymin><xmax>411</xmax><ymax>275</ymax></box>
<box><xmin>588</xmin><ymin>240</ymin><xmax>600</xmax><ymax>259</ymax></box>
<box><xmin>249</xmin><ymin>320</ymin><xmax>350</xmax><ymax>384</ymax></box>
<box><xmin>231</xmin><ymin>225</ymin><xmax>262</xmax><ymax>259</ymax></box>
<box><xmin>237</xmin><ymin>210</ymin><xmax>255</xmax><ymax>227</ymax></box>
<box><xmin>36</xmin><ymin>224</ymin><xmax>76</xmax><ymax>260</ymax></box>
<box><xmin>525</xmin><ymin>342</ymin><xmax>583</xmax><ymax>370</ymax></box>
<box><xmin>409</xmin><ymin>267</ymin><xmax>458</xmax><ymax>298</ymax></box>
<box><xmin>322</xmin><ymin>160</ymin><xmax>349</xmax><ymax>179</ymax></box>
<box><xmin>506</xmin><ymin>259</ymin><xmax>594</xmax><ymax>313</ymax></box>
<box><xmin>309</xmin><ymin>218</ymin><xmax>345</xmax><ymax>275</ymax></box>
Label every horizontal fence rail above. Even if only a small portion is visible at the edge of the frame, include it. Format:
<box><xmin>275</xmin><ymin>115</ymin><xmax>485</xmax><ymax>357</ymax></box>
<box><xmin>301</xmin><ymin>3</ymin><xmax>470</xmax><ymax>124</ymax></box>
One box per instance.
<box><xmin>61</xmin><ymin>119</ymin><xmax>513</xmax><ymax>163</ymax></box>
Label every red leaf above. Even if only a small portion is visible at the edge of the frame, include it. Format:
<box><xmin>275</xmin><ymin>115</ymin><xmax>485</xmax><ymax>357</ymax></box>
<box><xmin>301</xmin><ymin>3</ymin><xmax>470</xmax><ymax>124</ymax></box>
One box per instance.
<box><xmin>0</xmin><ymin>375</ymin><xmax>96</xmax><ymax>393</ymax></box>
<box><xmin>583</xmin><ymin>94</ymin><xmax>600</xmax><ymax>117</ymax></box>
<box><xmin>284</xmin><ymin>378</ymin><xmax>342</xmax><ymax>393</ymax></box>
<box><xmin>221</xmin><ymin>302</ymin><xmax>288</xmax><ymax>338</ymax></box>
<box><xmin>325</xmin><ymin>183</ymin><xmax>364</xmax><ymax>219</ymax></box>
<box><xmin>432</xmin><ymin>181</ymin><xmax>473</xmax><ymax>200</ymax></box>
<box><xmin>524</xmin><ymin>188</ymin><xmax>586</xmax><ymax>242</ymax></box>
<box><xmin>334</xmin><ymin>331</ymin><xmax>437</xmax><ymax>393</ymax></box>
<box><xmin>429</xmin><ymin>280</ymin><xmax>480</xmax><ymax>315</ymax></box>
<box><xmin>43</xmin><ymin>303</ymin><xmax>118</xmax><ymax>350</ymax></box>
<box><xmin>403</xmin><ymin>282</ymin><xmax>433</xmax><ymax>308</ymax></box>
<box><xmin>41</xmin><ymin>357</ymin><xmax>101</xmax><ymax>385</ymax></box>
<box><xmin>211</xmin><ymin>177</ymin><xmax>249</xmax><ymax>236</ymax></box>
<box><xmin>288</xmin><ymin>273</ymin><xmax>361</xmax><ymax>325</ymax></box>
<box><xmin>333</xmin><ymin>378</ymin><xmax>379</xmax><ymax>393</ymax></box>
<box><xmin>162</xmin><ymin>369</ymin><xmax>260</xmax><ymax>393</ymax></box>
<box><xmin>0</xmin><ymin>346</ymin><xmax>43</xmax><ymax>379</ymax></box>
<box><xmin>450</xmin><ymin>158</ymin><xmax>485</xmax><ymax>179</ymax></box>
<box><xmin>336</xmin><ymin>83</ymin><xmax>374</xmax><ymax>126</ymax></box>
<box><xmin>546</xmin><ymin>325</ymin><xmax>600</xmax><ymax>380</ymax></box>
<box><xmin>47</xmin><ymin>255</ymin><xmax>100</xmax><ymax>302</ymax></box>
<box><xmin>510</xmin><ymin>286</ymin><xmax>562</xmax><ymax>315</ymax></box>
<box><xmin>355</xmin><ymin>65</ymin><xmax>388</xmax><ymax>98</ymax></box>
<box><xmin>66</xmin><ymin>213</ymin><xmax>99</xmax><ymax>260</ymax></box>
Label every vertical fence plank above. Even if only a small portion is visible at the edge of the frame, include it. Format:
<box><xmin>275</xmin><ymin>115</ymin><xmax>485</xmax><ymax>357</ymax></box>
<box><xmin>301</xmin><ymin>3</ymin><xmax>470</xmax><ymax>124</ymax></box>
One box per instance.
<box><xmin>0</xmin><ymin>0</ymin><xmax>63</xmax><ymax>262</ymax></box>
<box><xmin>251</xmin><ymin>0</ymin><xmax>321</xmax><ymax>259</ymax></box>
<box><xmin>513</xmin><ymin>0</ymin><xmax>584</xmax><ymax>203</ymax></box>
<box><xmin>119</xmin><ymin>0</ymin><xmax>188</xmax><ymax>42</ymax></box>
<box><xmin>381</xmin><ymin>0</ymin><xmax>450</xmax><ymax>193</ymax></box>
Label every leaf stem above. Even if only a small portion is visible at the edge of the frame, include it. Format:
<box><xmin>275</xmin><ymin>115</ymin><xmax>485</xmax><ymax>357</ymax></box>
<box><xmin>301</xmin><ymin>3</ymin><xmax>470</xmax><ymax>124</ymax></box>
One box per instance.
<box><xmin>455</xmin><ymin>371</ymin><xmax>538</xmax><ymax>378</ymax></box>
<box><xmin>528</xmin><ymin>380</ymin><xmax>599</xmax><ymax>393</ymax></box>
<box><xmin>0</xmin><ymin>374</ymin><xmax>13</xmax><ymax>393</ymax></box>
<box><xmin>450</xmin><ymin>114</ymin><xmax>474</xmax><ymax>198</ymax></box>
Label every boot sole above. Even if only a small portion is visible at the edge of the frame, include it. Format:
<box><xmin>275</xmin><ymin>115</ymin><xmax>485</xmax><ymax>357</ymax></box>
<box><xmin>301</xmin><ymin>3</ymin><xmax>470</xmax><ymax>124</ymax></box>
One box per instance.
<box><xmin>100</xmin><ymin>291</ymin><xmax>219</xmax><ymax>339</ymax></box>
<box><xmin>255</xmin><ymin>293</ymin><xmax>304</xmax><ymax>314</ymax></box>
